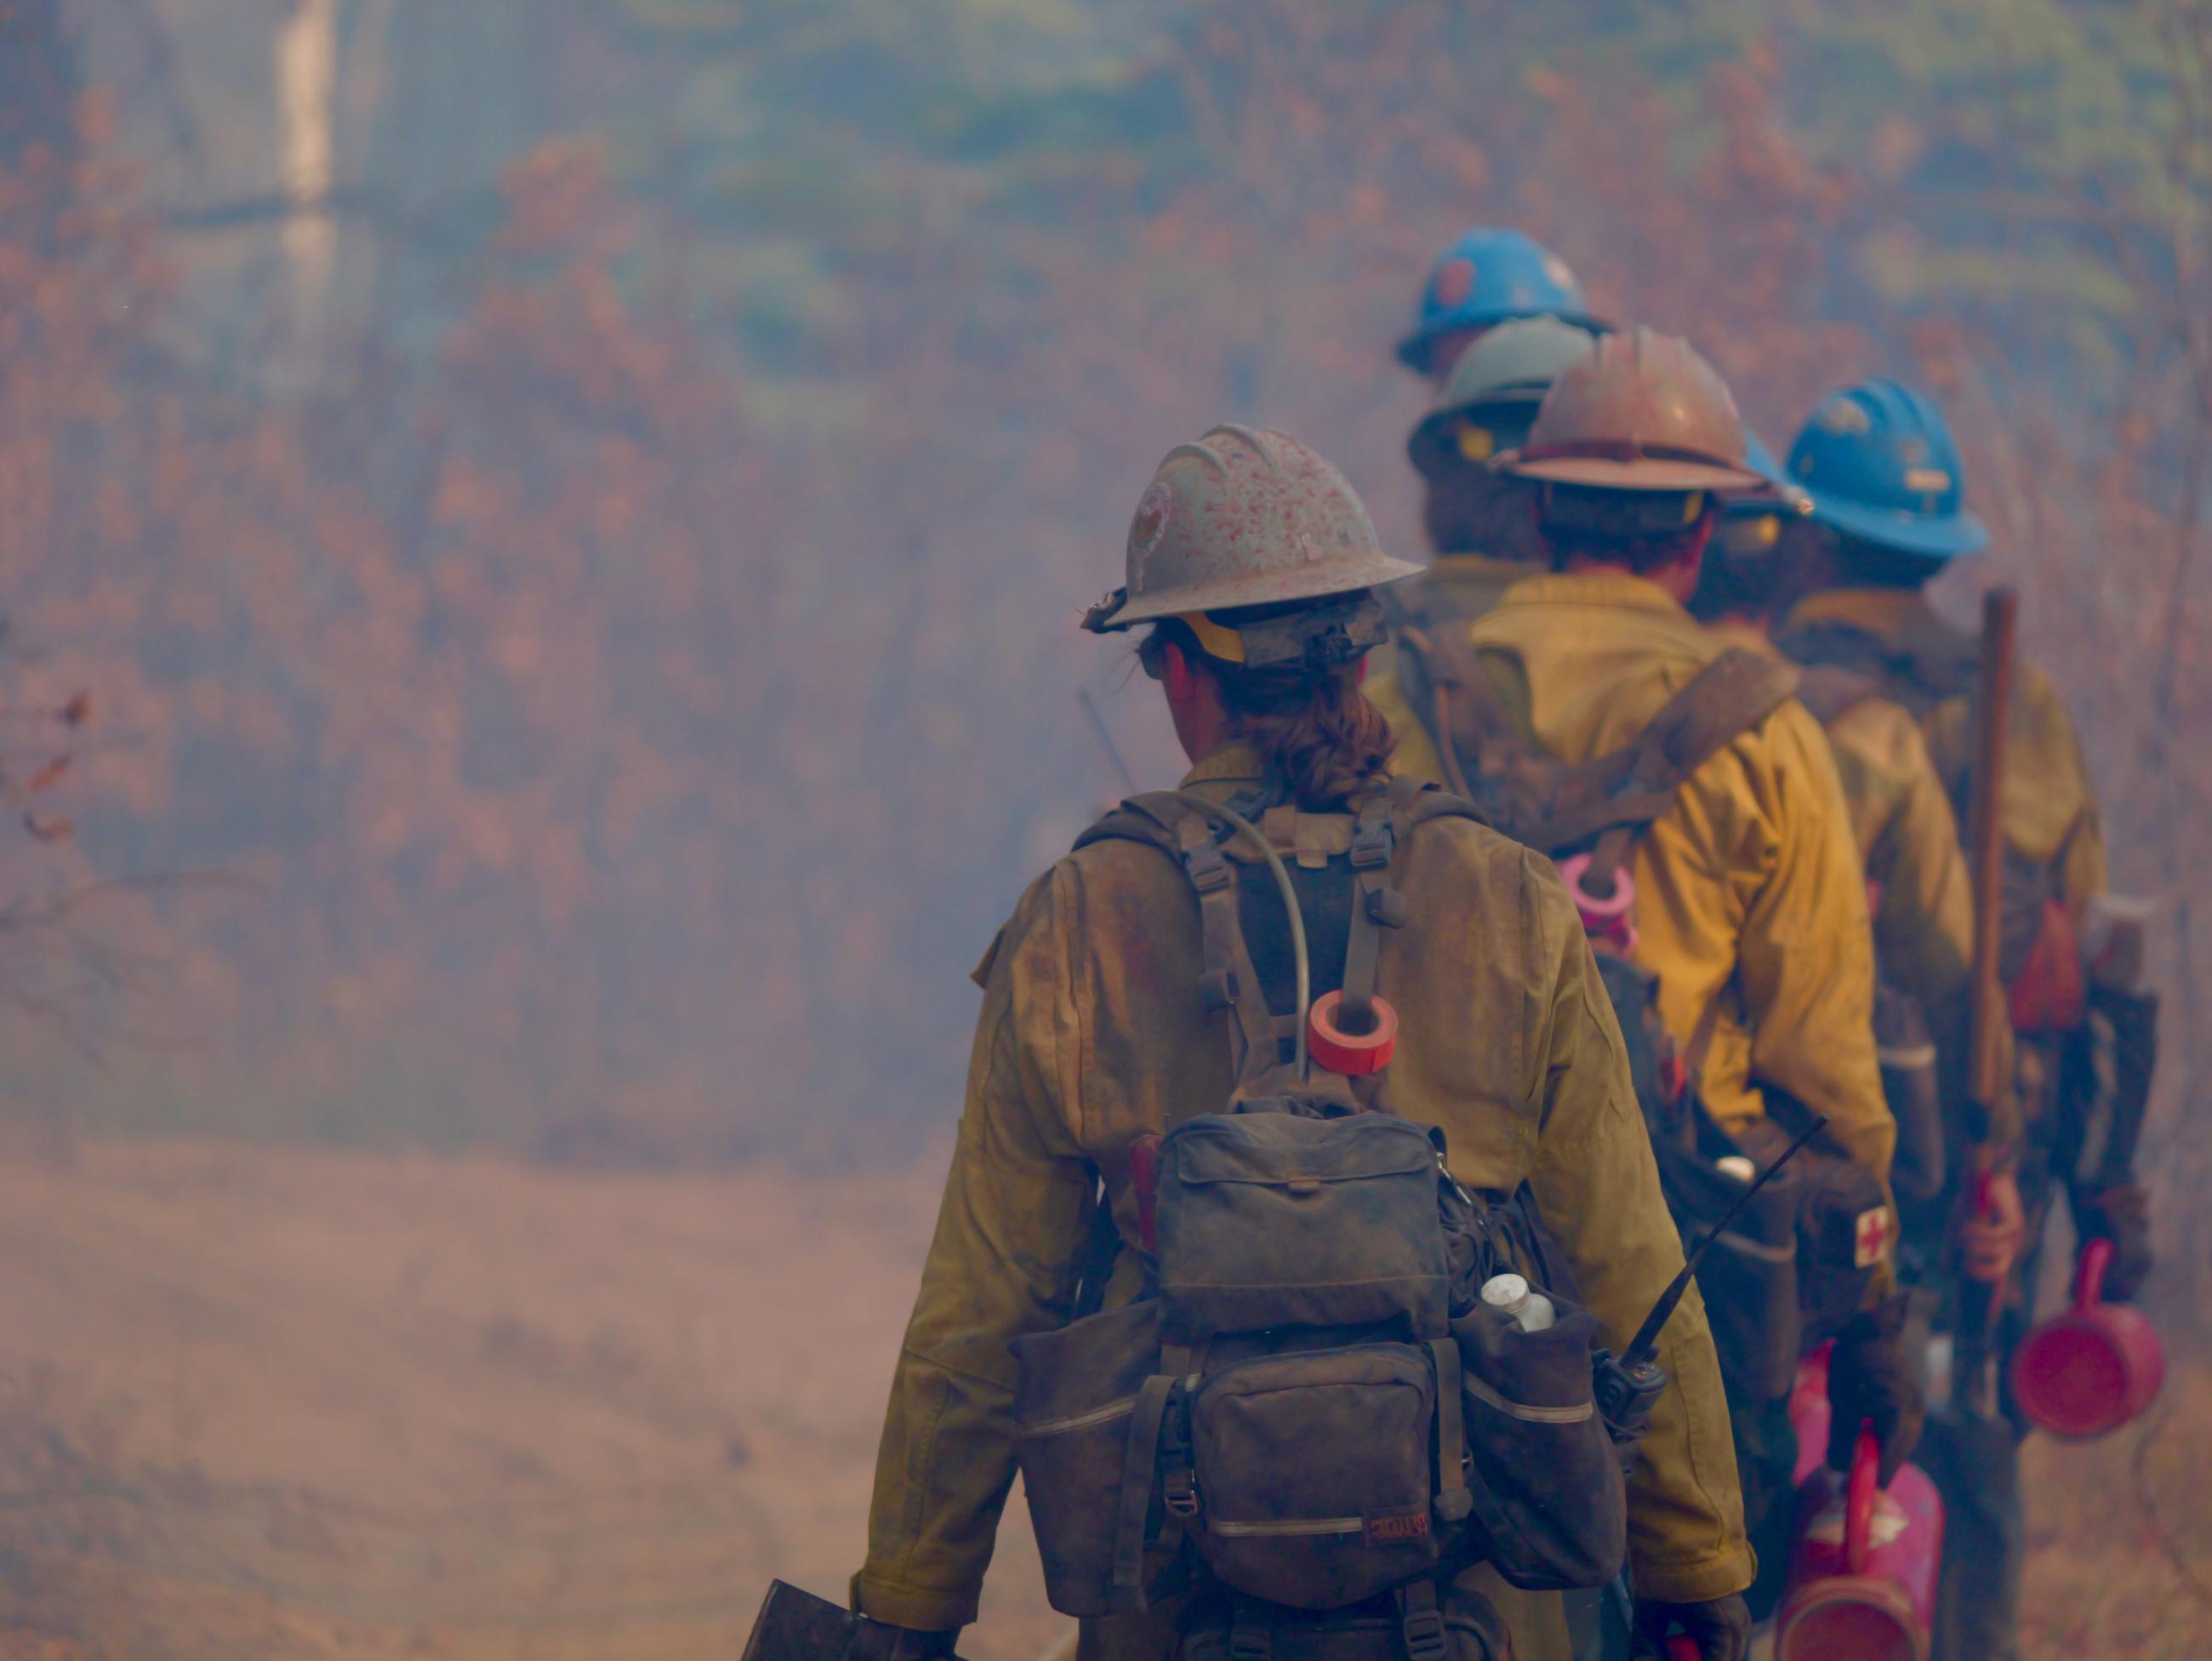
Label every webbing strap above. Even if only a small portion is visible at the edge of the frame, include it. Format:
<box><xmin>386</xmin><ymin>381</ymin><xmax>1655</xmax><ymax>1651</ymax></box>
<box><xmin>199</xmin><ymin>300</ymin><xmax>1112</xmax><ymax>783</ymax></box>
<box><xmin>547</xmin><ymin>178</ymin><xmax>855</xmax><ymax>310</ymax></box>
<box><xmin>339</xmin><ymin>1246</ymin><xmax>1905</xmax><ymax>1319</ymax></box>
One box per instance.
<box><xmin>1227</xmin><ymin>1595</ymin><xmax>1274</xmax><ymax>1661</ymax></box>
<box><xmin>1339</xmin><ymin>793</ymin><xmax>1397</xmax><ymax>1030</ymax></box>
<box><xmin>1172</xmin><ymin>811</ymin><xmax>1280</xmax><ymax>1087</ymax></box>
<box><xmin>1399</xmin><ymin>1578</ymin><xmax>1448</xmax><ymax>1661</ymax></box>
<box><xmin>1683</xmin><ymin>980</ymin><xmax>1731</xmax><ymax>1089</ymax></box>
<box><xmin>1584</xmin><ymin>822</ymin><xmax>1637</xmax><ymax>898</ymax></box>
<box><xmin>1400</xmin><ymin>626</ymin><xmax>1525</xmax><ymax>800</ymax></box>
<box><xmin>1793</xmin><ymin>663</ymin><xmax>1883</xmax><ymax>728</ymax></box>
<box><xmin>1776</xmin><ymin>616</ymin><xmax>1975</xmax><ymax>717</ymax></box>
<box><xmin>1111</xmin><ymin>1372</ymin><xmax>1179</xmax><ymax>1607</ymax></box>
<box><xmin>1428</xmin><ymin>1339</ymin><xmax>1472</xmax><ymax>1523</ymax></box>
<box><xmin>1398</xmin><ymin>635</ymin><xmax>1801</xmax><ymax>857</ymax></box>
<box><xmin>1582</xmin><ymin>648</ymin><xmax>1802</xmax><ymax>843</ymax></box>
<box><xmin>1155</xmin><ymin>1341</ymin><xmax>1200</xmax><ymax>1527</ymax></box>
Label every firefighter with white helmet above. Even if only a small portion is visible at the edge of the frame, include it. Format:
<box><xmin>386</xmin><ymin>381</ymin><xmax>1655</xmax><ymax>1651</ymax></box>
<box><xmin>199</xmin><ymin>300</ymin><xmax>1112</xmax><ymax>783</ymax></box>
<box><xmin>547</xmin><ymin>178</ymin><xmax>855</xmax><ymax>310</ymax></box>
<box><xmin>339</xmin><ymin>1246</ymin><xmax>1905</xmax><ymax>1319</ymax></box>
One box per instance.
<box><xmin>851</xmin><ymin>423</ymin><xmax>1748</xmax><ymax>1661</ymax></box>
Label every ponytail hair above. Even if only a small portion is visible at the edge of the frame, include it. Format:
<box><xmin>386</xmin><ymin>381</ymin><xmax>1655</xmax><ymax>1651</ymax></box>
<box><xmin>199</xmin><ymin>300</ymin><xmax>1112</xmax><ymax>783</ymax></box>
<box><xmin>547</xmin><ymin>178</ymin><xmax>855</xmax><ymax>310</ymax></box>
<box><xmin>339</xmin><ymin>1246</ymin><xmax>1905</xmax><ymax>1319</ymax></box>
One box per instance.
<box><xmin>1141</xmin><ymin>617</ymin><xmax>1396</xmax><ymax>812</ymax></box>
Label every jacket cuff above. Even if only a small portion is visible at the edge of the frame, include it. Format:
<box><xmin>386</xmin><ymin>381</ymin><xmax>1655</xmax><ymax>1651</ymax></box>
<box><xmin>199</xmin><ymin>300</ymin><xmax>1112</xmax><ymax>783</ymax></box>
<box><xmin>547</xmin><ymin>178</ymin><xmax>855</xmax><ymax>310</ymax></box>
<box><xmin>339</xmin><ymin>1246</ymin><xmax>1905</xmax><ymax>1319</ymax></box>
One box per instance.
<box><xmin>1629</xmin><ymin>1542</ymin><xmax>1756</xmax><ymax>1606</ymax></box>
<box><xmin>852</xmin><ymin>1569</ymin><xmax>978</xmax><ymax>1633</ymax></box>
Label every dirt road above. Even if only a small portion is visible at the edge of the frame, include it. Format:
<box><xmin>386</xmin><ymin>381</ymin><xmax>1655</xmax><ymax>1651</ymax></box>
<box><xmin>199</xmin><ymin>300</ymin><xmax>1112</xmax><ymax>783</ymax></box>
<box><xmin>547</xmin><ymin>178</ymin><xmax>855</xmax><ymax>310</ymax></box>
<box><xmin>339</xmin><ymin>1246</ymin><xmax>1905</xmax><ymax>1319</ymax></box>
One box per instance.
<box><xmin>0</xmin><ymin>1140</ymin><xmax>2202</xmax><ymax>1658</ymax></box>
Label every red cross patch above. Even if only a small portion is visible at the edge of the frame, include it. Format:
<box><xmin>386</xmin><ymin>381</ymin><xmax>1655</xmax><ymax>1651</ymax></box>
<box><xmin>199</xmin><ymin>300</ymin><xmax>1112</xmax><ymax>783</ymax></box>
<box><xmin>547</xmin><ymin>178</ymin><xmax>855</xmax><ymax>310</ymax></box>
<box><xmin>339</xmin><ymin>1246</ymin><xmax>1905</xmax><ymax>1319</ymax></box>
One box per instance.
<box><xmin>1854</xmin><ymin>1206</ymin><xmax>1894</xmax><ymax>1268</ymax></box>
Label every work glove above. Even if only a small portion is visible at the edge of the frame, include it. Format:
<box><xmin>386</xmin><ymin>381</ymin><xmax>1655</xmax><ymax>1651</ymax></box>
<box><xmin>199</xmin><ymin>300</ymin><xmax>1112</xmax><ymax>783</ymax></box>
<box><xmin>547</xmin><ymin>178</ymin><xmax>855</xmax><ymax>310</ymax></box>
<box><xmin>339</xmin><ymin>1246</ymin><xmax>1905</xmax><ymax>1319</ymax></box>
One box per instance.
<box><xmin>1827</xmin><ymin>1294</ymin><xmax>1924</xmax><ymax>1486</ymax></box>
<box><xmin>1953</xmin><ymin>1167</ymin><xmax>2026</xmax><ymax>1286</ymax></box>
<box><xmin>847</xmin><ymin>1618</ymin><xmax>959</xmax><ymax>1661</ymax></box>
<box><xmin>1630</xmin><ymin>1592</ymin><xmax>1750</xmax><ymax>1661</ymax></box>
<box><xmin>2074</xmin><ymin>1180</ymin><xmax>2152</xmax><ymax>1303</ymax></box>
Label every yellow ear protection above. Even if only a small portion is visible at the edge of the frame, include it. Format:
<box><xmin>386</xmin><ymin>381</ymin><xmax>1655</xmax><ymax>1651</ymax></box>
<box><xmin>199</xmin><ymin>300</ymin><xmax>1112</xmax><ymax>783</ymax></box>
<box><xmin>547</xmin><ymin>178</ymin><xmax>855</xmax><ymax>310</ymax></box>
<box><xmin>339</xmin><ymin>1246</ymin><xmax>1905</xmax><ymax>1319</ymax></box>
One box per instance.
<box><xmin>1455</xmin><ymin>422</ymin><xmax>1497</xmax><ymax>463</ymax></box>
<box><xmin>1718</xmin><ymin>511</ymin><xmax>1784</xmax><ymax>559</ymax></box>
<box><xmin>1178</xmin><ymin>610</ymin><xmax>1248</xmax><ymax>664</ymax></box>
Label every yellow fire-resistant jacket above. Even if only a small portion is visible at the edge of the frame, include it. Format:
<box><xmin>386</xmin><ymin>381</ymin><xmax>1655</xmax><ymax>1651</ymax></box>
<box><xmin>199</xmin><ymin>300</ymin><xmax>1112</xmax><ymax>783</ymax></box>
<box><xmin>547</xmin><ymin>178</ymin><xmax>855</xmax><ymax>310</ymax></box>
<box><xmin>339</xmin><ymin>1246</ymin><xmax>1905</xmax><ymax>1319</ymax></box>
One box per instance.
<box><xmin>1703</xmin><ymin>619</ymin><xmax>2018</xmax><ymax>1156</ymax></box>
<box><xmin>1365</xmin><ymin>572</ymin><xmax>1895</xmax><ymax>1198</ymax></box>
<box><xmin>854</xmin><ymin>742</ymin><xmax>1753</xmax><ymax>1651</ymax></box>
<box><xmin>1783</xmin><ymin>588</ymin><xmax>2107</xmax><ymax>911</ymax></box>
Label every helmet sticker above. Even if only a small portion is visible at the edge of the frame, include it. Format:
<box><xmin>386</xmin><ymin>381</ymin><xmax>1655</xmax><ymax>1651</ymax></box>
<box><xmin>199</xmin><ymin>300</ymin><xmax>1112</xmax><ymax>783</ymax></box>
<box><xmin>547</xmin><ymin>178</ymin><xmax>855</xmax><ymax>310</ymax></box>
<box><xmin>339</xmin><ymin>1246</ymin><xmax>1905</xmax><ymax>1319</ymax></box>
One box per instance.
<box><xmin>1816</xmin><ymin>397</ymin><xmax>1872</xmax><ymax>436</ymax></box>
<box><xmin>1128</xmin><ymin>480</ymin><xmax>1174</xmax><ymax>593</ymax></box>
<box><xmin>1904</xmin><ymin>467</ymin><xmax>1952</xmax><ymax>496</ymax></box>
<box><xmin>1433</xmin><ymin>256</ymin><xmax>1476</xmax><ymax>309</ymax></box>
<box><xmin>1542</xmin><ymin>255</ymin><xmax>1576</xmax><ymax>293</ymax></box>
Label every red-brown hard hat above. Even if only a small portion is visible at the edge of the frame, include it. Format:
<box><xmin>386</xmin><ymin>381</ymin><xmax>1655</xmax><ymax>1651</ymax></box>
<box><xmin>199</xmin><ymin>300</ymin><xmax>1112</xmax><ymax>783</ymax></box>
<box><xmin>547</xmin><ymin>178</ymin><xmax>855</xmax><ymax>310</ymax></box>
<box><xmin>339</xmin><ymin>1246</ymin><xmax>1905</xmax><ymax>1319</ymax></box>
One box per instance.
<box><xmin>1501</xmin><ymin>326</ymin><xmax>1764</xmax><ymax>494</ymax></box>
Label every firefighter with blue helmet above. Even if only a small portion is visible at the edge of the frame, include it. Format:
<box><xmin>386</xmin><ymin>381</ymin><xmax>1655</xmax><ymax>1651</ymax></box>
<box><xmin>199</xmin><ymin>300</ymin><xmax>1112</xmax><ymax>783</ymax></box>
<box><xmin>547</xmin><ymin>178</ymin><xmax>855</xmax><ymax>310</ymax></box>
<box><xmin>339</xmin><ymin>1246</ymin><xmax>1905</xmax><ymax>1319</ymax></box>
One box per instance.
<box><xmin>1395</xmin><ymin>227</ymin><xmax>1607</xmax><ymax>383</ymax></box>
<box><xmin>1768</xmin><ymin>377</ymin><xmax>2148</xmax><ymax>1661</ymax></box>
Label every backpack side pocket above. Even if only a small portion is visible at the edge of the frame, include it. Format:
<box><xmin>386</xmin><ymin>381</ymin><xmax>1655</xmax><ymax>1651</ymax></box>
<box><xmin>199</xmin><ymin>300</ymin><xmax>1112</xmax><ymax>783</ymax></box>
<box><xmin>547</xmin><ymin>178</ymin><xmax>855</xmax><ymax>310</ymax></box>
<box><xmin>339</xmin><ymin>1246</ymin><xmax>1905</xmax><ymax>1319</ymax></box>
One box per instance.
<box><xmin>1013</xmin><ymin>1299</ymin><xmax>1173</xmax><ymax>1615</ymax></box>
<box><xmin>1451</xmin><ymin>1302</ymin><xmax>1627</xmax><ymax>1590</ymax></box>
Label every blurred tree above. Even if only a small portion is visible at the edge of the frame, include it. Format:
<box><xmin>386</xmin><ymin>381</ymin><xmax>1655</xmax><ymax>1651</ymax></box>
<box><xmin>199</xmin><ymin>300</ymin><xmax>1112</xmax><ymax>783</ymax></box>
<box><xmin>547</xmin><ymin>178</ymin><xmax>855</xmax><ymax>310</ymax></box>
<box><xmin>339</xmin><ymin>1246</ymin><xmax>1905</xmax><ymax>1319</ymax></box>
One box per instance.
<box><xmin>10</xmin><ymin>0</ymin><xmax>2207</xmax><ymax>1214</ymax></box>
<box><xmin>0</xmin><ymin>2</ymin><xmax>78</xmax><ymax>167</ymax></box>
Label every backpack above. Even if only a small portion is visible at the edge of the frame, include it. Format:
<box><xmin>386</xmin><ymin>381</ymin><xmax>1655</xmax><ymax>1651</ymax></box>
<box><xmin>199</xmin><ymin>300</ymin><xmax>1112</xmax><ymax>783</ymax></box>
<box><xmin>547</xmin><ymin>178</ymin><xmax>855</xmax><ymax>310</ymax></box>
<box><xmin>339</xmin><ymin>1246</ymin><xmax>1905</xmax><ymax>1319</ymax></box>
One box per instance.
<box><xmin>1009</xmin><ymin>781</ymin><xmax>1628</xmax><ymax>1644</ymax></box>
<box><xmin>1772</xmin><ymin>614</ymin><xmax>1975</xmax><ymax>723</ymax></box>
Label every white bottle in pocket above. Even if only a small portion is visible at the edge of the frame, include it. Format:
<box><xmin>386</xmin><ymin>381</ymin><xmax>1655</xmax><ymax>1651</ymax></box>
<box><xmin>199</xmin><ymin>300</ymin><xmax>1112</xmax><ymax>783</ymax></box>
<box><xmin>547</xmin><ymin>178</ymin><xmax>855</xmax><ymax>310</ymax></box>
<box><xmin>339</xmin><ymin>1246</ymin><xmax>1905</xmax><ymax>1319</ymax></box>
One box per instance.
<box><xmin>1479</xmin><ymin>1271</ymin><xmax>1556</xmax><ymax>1332</ymax></box>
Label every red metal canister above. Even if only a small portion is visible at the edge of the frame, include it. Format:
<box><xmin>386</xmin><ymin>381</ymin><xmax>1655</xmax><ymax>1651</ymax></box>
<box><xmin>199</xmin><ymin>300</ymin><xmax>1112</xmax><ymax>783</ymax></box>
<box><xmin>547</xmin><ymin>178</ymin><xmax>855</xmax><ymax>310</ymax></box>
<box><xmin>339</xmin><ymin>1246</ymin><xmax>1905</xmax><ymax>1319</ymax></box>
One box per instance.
<box><xmin>2011</xmin><ymin>1236</ymin><xmax>2165</xmax><ymax>1439</ymax></box>
<box><xmin>1775</xmin><ymin>1427</ymin><xmax>1942</xmax><ymax>1661</ymax></box>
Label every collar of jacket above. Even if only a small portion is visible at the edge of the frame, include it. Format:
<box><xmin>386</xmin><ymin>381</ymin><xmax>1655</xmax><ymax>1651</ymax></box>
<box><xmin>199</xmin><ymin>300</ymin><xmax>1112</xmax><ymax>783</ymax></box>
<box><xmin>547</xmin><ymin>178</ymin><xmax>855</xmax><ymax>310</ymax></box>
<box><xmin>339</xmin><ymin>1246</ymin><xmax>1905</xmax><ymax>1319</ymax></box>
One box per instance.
<box><xmin>1431</xmin><ymin>551</ymin><xmax>1539</xmax><ymax>580</ymax></box>
<box><xmin>1180</xmin><ymin>741</ymin><xmax>1269</xmax><ymax>791</ymax></box>
<box><xmin>1785</xmin><ymin>585</ymin><xmax>1934</xmax><ymax>644</ymax></box>
<box><xmin>1489</xmin><ymin>568</ymin><xmax>1693</xmax><ymax>619</ymax></box>
<box><xmin>1700</xmin><ymin>615</ymin><xmax>1782</xmax><ymax>659</ymax></box>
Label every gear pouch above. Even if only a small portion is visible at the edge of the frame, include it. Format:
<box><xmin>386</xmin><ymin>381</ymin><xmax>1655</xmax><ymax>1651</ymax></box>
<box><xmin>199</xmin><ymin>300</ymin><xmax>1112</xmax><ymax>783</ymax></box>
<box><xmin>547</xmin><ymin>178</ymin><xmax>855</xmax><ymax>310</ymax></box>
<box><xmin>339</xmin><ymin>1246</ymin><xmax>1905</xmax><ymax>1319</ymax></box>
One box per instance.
<box><xmin>1012</xmin><ymin>1299</ymin><xmax>1174</xmax><ymax>1616</ymax></box>
<box><xmin>1177</xmin><ymin>1584</ymin><xmax>1512</xmax><ymax>1661</ymax></box>
<box><xmin>1157</xmin><ymin>1110</ymin><xmax>1451</xmax><ymax>1342</ymax></box>
<box><xmin>1189</xmin><ymin>1343</ymin><xmax>1445</xmax><ymax>1608</ymax></box>
<box><xmin>1451</xmin><ymin>1299</ymin><xmax>1627</xmax><ymax>1590</ymax></box>
<box><xmin>1653</xmin><ymin>1138</ymin><xmax>1803</xmax><ymax>1404</ymax></box>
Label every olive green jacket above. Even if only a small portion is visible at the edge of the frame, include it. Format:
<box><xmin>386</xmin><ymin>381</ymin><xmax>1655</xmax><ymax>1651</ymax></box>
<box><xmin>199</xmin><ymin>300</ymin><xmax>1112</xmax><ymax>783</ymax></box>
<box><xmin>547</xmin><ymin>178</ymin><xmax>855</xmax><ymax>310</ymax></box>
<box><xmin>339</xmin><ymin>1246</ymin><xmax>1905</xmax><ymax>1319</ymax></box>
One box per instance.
<box><xmin>1704</xmin><ymin>617</ymin><xmax>2018</xmax><ymax>1156</ymax></box>
<box><xmin>1785</xmin><ymin>588</ymin><xmax>2107</xmax><ymax>910</ymax></box>
<box><xmin>854</xmin><ymin>743</ymin><xmax>1752</xmax><ymax>1635</ymax></box>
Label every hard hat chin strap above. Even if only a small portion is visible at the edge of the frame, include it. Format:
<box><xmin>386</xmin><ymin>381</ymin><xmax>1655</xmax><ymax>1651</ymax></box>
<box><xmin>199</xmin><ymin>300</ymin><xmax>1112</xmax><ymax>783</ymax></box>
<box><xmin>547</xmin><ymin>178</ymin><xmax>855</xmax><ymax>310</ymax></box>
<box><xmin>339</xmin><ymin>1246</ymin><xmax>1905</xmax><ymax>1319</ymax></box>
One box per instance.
<box><xmin>1213</xmin><ymin>593</ymin><xmax>1389</xmax><ymax>673</ymax></box>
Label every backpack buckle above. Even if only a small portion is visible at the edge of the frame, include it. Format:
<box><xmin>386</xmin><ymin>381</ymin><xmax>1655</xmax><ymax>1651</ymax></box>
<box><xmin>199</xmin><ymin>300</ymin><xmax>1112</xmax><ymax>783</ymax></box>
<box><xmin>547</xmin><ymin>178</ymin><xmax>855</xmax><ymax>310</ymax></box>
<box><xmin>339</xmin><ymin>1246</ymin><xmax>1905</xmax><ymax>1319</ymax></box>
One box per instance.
<box><xmin>1349</xmin><ymin>819</ymin><xmax>1395</xmax><ymax>870</ymax></box>
<box><xmin>1162</xmin><ymin>1468</ymin><xmax>1200</xmax><ymax>1517</ymax></box>
<box><xmin>1400</xmin><ymin>1605</ymin><xmax>1447</xmax><ymax>1661</ymax></box>
<box><xmin>1199</xmin><ymin>968</ymin><xmax>1238</xmax><ymax>1011</ymax></box>
<box><xmin>1181</xmin><ymin>838</ymin><xmax>1233</xmax><ymax>893</ymax></box>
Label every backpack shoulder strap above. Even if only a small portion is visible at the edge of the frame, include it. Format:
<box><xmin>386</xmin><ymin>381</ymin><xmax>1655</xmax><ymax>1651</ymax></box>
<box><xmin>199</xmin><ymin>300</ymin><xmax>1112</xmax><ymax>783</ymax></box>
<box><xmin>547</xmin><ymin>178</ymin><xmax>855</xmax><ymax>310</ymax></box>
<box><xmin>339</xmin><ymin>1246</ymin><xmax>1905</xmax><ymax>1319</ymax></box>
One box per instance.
<box><xmin>1778</xmin><ymin>615</ymin><xmax>1972</xmax><ymax>717</ymax></box>
<box><xmin>1075</xmin><ymin>793</ymin><xmax>1285</xmax><ymax>1088</ymax></box>
<box><xmin>1394</xmin><ymin>626</ymin><xmax>1556</xmax><ymax>830</ymax></box>
<box><xmin>1520</xmin><ymin>644</ymin><xmax>1800</xmax><ymax>851</ymax></box>
<box><xmin>1793</xmin><ymin>663</ymin><xmax>1883</xmax><ymax>728</ymax></box>
<box><xmin>1896</xmin><ymin>611</ymin><xmax>1980</xmax><ymax>704</ymax></box>
<box><xmin>1628</xmin><ymin>648</ymin><xmax>1805</xmax><ymax>792</ymax></box>
<box><xmin>1389</xmin><ymin>770</ymin><xmax>1488</xmax><ymax>835</ymax></box>
<box><xmin>1377</xmin><ymin>568</ymin><xmax>1479</xmax><ymax>640</ymax></box>
<box><xmin>1396</xmin><ymin>636</ymin><xmax>1799</xmax><ymax>867</ymax></box>
<box><xmin>1559</xmin><ymin>647</ymin><xmax>1801</xmax><ymax>889</ymax></box>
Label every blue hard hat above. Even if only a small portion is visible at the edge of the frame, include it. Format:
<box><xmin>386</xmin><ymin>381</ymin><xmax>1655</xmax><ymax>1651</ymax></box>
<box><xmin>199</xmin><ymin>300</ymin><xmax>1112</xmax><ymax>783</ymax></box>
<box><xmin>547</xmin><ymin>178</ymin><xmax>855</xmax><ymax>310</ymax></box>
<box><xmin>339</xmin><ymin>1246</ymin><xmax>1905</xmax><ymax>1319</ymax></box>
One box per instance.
<box><xmin>1786</xmin><ymin>379</ymin><xmax>1988</xmax><ymax>559</ymax></box>
<box><xmin>1395</xmin><ymin>227</ymin><xmax>1606</xmax><ymax>374</ymax></box>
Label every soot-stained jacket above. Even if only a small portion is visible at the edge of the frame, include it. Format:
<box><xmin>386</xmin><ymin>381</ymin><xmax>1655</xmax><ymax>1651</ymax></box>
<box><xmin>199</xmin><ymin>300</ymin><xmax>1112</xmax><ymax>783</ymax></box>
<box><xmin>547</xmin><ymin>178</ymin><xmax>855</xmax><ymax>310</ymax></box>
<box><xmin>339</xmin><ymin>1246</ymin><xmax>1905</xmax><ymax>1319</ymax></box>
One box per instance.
<box><xmin>853</xmin><ymin>741</ymin><xmax>1752</xmax><ymax>1649</ymax></box>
